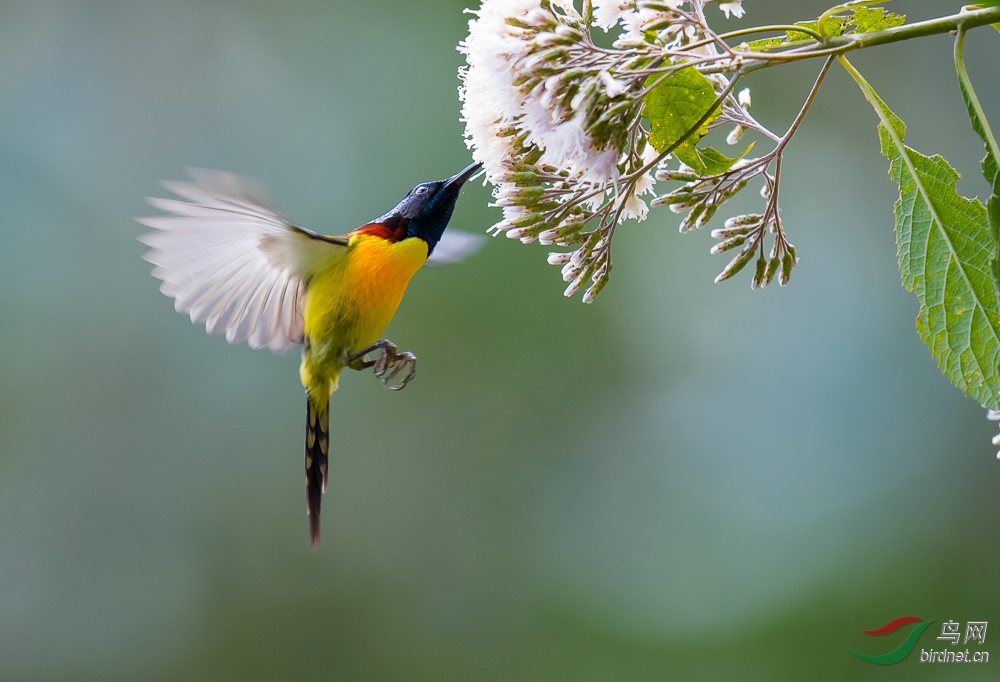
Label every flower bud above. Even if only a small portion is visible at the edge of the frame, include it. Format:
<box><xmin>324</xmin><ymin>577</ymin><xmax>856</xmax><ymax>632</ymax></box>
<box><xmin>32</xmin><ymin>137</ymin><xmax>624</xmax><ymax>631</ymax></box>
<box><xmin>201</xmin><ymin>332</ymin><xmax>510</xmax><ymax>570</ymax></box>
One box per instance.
<box><xmin>719</xmin><ymin>179</ymin><xmax>748</xmax><ymax>203</ymax></box>
<box><xmin>654</xmin><ymin>170</ymin><xmax>699</xmax><ymax>182</ymax></box>
<box><xmin>651</xmin><ymin>186</ymin><xmax>696</xmax><ymax>207</ymax></box>
<box><xmin>710</xmin><ymin>235</ymin><xmax>746</xmax><ymax>254</ymax></box>
<box><xmin>779</xmin><ymin>251</ymin><xmax>794</xmax><ymax>286</ymax></box>
<box><xmin>643</xmin><ymin>17</ymin><xmax>679</xmax><ymax>32</ymax></box>
<box><xmin>695</xmin><ymin>203</ymin><xmax>718</xmax><ymax>229</ymax></box>
<box><xmin>710</xmin><ymin>225</ymin><xmax>750</xmax><ymax>240</ymax></box>
<box><xmin>726</xmin><ymin>125</ymin><xmax>746</xmax><ymax>146</ymax></box>
<box><xmin>523</xmin><ymin>8</ymin><xmax>554</xmax><ymax>27</ymax></box>
<box><xmin>738</xmin><ymin>88</ymin><xmax>751</xmax><ymax>109</ymax></box>
<box><xmin>533</xmin><ymin>32</ymin><xmax>560</xmax><ymax>48</ymax></box>
<box><xmin>724</xmin><ymin>213</ymin><xmax>762</xmax><ymax>228</ymax></box>
<box><xmin>643</xmin><ymin>2</ymin><xmax>684</xmax><ymax>11</ymax></box>
<box><xmin>555</xmin><ymin>24</ymin><xmax>584</xmax><ymax>42</ymax></box>
<box><xmin>564</xmin><ymin>265</ymin><xmax>593</xmax><ymax>297</ymax></box>
<box><xmin>678</xmin><ymin>203</ymin><xmax>705</xmax><ymax>233</ymax></box>
<box><xmin>547</xmin><ymin>251</ymin><xmax>573</xmax><ymax>265</ymax></box>
<box><xmin>539</xmin><ymin>228</ymin><xmax>559</xmax><ymax>245</ymax></box>
<box><xmin>583</xmin><ymin>269</ymin><xmax>610</xmax><ymax>304</ymax></box>
<box><xmin>506</xmin><ymin>172</ymin><xmax>541</xmax><ymax>185</ymax></box>
<box><xmin>751</xmin><ymin>254</ymin><xmax>767</xmax><ymax>289</ymax></box>
<box><xmin>764</xmin><ymin>255</ymin><xmax>780</xmax><ymax>285</ymax></box>
<box><xmin>614</xmin><ymin>36</ymin><xmax>649</xmax><ymax>49</ymax></box>
<box><xmin>714</xmin><ymin>242</ymin><xmax>757</xmax><ymax>283</ymax></box>
<box><xmin>512</xmin><ymin>212</ymin><xmax>545</xmax><ymax>227</ymax></box>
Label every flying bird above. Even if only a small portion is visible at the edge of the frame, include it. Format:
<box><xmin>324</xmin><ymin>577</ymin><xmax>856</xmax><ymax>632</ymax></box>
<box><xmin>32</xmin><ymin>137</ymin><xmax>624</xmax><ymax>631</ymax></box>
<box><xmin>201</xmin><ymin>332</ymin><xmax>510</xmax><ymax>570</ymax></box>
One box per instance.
<box><xmin>138</xmin><ymin>163</ymin><xmax>483</xmax><ymax>547</ymax></box>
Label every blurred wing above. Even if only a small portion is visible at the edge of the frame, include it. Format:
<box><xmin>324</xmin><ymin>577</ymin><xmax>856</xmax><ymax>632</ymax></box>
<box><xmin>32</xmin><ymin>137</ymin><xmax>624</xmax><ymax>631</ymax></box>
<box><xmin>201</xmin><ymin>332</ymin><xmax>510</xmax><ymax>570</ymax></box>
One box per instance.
<box><xmin>137</xmin><ymin>168</ymin><xmax>348</xmax><ymax>351</ymax></box>
<box><xmin>425</xmin><ymin>229</ymin><xmax>487</xmax><ymax>266</ymax></box>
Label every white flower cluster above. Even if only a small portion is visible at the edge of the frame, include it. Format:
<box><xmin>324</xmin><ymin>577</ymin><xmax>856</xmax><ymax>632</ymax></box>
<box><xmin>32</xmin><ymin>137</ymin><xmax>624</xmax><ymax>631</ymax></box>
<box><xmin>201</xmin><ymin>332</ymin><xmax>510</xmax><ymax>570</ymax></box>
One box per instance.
<box><xmin>987</xmin><ymin>409</ymin><xmax>1000</xmax><ymax>458</ymax></box>
<box><xmin>459</xmin><ymin>0</ymin><xmax>757</xmax><ymax>301</ymax></box>
<box><xmin>459</xmin><ymin>0</ymin><xmax>626</xmax><ymax>185</ymax></box>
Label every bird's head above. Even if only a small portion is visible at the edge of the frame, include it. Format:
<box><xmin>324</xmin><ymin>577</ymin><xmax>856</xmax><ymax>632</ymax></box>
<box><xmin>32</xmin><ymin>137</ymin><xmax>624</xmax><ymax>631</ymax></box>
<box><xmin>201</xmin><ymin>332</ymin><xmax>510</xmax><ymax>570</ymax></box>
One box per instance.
<box><xmin>378</xmin><ymin>162</ymin><xmax>482</xmax><ymax>254</ymax></box>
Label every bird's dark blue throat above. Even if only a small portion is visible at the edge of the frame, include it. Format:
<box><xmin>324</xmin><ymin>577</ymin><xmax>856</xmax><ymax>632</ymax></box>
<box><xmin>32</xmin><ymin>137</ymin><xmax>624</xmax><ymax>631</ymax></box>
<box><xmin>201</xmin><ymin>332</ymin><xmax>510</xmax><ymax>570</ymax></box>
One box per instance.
<box><xmin>370</xmin><ymin>162</ymin><xmax>482</xmax><ymax>255</ymax></box>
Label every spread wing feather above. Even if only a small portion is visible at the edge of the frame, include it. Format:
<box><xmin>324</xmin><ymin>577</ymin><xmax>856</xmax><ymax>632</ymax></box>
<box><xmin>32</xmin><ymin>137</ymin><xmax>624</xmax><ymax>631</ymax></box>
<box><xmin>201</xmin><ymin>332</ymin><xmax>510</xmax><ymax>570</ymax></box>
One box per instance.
<box><xmin>137</xmin><ymin>168</ymin><xmax>347</xmax><ymax>352</ymax></box>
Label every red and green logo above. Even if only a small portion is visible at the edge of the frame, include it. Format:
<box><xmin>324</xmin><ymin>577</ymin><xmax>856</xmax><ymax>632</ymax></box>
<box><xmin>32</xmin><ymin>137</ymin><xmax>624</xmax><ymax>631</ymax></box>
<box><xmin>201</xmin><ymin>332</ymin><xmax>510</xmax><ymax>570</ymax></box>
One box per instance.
<box><xmin>845</xmin><ymin>616</ymin><xmax>935</xmax><ymax>665</ymax></box>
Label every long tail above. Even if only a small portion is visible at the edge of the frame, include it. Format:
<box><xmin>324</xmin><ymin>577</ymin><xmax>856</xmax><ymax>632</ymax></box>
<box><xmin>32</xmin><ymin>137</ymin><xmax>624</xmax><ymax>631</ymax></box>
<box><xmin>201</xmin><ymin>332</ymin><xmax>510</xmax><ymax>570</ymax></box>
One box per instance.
<box><xmin>305</xmin><ymin>395</ymin><xmax>330</xmax><ymax>549</ymax></box>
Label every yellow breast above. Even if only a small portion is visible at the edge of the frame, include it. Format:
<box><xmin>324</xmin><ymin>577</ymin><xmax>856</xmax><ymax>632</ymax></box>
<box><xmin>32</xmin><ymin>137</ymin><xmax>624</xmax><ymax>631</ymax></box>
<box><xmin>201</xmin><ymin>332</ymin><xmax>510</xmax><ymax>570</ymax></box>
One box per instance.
<box><xmin>302</xmin><ymin>234</ymin><xmax>428</xmax><ymax>358</ymax></box>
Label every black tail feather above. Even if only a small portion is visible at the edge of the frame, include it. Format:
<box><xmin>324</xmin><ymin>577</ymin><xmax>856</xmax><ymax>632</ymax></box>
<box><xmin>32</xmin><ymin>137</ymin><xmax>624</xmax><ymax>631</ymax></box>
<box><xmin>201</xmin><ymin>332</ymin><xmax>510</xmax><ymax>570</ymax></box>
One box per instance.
<box><xmin>305</xmin><ymin>397</ymin><xmax>330</xmax><ymax>549</ymax></box>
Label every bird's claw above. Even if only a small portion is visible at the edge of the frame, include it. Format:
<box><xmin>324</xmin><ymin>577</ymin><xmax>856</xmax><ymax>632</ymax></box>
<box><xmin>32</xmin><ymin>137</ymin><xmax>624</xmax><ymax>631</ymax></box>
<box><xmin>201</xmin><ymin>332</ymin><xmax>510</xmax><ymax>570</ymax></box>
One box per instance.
<box><xmin>348</xmin><ymin>339</ymin><xmax>417</xmax><ymax>391</ymax></box>
<box><xmin>375</xmin><ymin>349</ymin><xmax>416</xmax><ymax>391</ymax></box>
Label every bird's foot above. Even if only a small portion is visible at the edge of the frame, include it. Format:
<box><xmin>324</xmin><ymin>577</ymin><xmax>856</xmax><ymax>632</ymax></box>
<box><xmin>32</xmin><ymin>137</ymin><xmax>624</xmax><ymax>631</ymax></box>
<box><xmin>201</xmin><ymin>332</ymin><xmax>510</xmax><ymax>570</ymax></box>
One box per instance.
<box><xmin>348</xmin><ymin>339</ymin><xmax>416</xmax><ymax>391</ymax></box>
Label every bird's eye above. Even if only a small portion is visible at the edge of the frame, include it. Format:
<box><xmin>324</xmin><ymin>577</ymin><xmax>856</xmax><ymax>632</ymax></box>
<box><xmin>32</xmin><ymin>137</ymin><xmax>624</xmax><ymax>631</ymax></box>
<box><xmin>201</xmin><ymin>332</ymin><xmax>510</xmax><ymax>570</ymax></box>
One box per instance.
<box><xmin>415</xmin><ymin>186</ymin><xmax>429</xmax><ymax>195</ymax></box>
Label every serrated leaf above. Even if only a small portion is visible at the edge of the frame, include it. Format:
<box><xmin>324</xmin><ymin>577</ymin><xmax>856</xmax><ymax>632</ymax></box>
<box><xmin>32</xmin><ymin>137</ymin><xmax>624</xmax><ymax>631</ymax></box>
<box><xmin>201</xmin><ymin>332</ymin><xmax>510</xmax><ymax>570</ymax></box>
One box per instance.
<box><xmin>643</xmin><ymin>67</ymin><xmax>720</xmax><ymax>158</ymax></box>
<box><xmin>824</xmin><ymin>0</ymin><xmax>887</xmax><ymax>18</ymax></box>
<box><xmin>642</xmin><ymin>68</ymin><xmax>754</xmax><ymax>176</ymax></box>
<box><xmin>643</xmin><ymin>67</ymin><xmax>718</xmax><ymax>154</ymax></box>
<box><xmin>679</xmin><ymin>142</ymin><xmax>755</xmax><ymax>176</ymax></box>
<box><xmin>742</xmin><ymin>5</ymin><xmax>906</xmax><ymax>52</ymax></box>
<box><xmin>850</xmin><ymin>7</ymin><xmax>906</xmax><ymax>32</ymax></box>
<box><xmin>845</xmin><ymin>59</ymin><xmax>1000</xmax><ymax>408</ymax></box>
<box><xmin>745</xmin><ymin>18</ymin><xmax>844</xmax><ymax>50</ymax></box>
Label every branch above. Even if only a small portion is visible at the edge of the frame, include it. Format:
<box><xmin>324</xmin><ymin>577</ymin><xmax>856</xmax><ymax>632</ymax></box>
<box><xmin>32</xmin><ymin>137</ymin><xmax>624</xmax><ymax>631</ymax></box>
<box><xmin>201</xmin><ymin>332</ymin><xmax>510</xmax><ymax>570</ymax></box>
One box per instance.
<box><xmin>729</xmin><ymin>6</ymin><xmax>1000</xmax><ymax>75</ymax></box>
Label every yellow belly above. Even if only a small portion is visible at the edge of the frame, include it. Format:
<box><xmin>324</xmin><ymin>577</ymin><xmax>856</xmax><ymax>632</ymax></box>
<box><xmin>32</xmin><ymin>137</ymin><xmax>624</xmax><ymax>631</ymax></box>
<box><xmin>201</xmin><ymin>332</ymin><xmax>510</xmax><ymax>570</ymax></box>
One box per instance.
<box><xmin>300</xmin><ymin>234</ymin><xmax>428</xmax><ymax>396</ymax></box>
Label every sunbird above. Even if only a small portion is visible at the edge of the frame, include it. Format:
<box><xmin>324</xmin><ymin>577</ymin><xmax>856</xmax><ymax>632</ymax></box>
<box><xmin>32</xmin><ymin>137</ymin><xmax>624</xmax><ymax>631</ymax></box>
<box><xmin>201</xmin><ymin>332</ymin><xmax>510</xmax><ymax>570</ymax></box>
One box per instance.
<box><xmin>138</xmin><ymin>163</ymin><xmax>483</xmax><ymax>547</ymax></box>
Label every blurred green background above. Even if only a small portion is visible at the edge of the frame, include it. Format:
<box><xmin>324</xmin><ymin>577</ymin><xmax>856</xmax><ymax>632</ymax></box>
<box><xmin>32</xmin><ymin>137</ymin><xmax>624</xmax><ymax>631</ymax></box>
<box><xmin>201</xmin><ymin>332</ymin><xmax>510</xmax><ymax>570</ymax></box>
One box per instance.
<box><xmin>0</xmin><ymin>1</ymin><xmax>997</xmax><ymax>679</ymax></box>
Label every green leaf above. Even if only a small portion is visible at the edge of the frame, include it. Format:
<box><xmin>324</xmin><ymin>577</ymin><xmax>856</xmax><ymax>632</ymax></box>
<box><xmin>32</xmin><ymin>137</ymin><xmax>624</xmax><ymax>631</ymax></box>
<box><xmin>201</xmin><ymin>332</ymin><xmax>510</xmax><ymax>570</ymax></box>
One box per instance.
<box><xmin>642</xmin><ymin>68</ymin><xmax>753</xmax><ymax>176</ymax></box>
<box><xmin>643</xmin><ymin>67</ymin><xmax>720</xmax><ymax>158</ymax></box>
<box><xmin>680</xmin><ymin>142</ymin><xmax>755</xmax><ymax>176</ymax></box>
<box><xmin>746</xmin><ymin>19</ymin><xmax>844</xmax><ymax>51</ymax></box>
<box><xmin>850</xmin><ymin>7</ymin><xmax>906</xmax><ymax>32</ymax></box>
<box><xmin>956</xmin><ymin>27</ymin><xmax>1000</xmax><ymax>319</ymax></box>
<box><xmin>842</xmin><ymin>57</ymin><xmax>1000</xmax><ymax>409</ymax></box>
<box><xmin>743</xmin><ymin>4</ymin><xmax>905</xmax><ymax>52</ymax></box>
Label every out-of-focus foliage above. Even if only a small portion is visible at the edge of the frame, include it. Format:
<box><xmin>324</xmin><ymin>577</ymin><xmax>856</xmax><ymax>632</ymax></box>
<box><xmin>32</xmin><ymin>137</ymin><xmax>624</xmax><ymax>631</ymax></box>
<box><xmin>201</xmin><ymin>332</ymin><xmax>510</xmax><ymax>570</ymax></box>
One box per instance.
<box><xmin>0</xmin><ymin>1</ymin><xmax>998</xmax><ymax>681</ymax></box>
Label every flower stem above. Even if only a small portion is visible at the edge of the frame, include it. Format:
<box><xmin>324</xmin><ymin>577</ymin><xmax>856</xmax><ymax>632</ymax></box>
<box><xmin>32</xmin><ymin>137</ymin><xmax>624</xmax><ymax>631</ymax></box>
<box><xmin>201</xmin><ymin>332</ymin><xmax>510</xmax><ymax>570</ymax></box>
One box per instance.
<box><xmin>955</xmin><ymin>24</ymin><xmax>1000</xmax><ymax>190</ymax></box>
<box><xmin>776</xmin><ymin>56</ymin><xmax>834</xmax><ymax>153</ymax></box>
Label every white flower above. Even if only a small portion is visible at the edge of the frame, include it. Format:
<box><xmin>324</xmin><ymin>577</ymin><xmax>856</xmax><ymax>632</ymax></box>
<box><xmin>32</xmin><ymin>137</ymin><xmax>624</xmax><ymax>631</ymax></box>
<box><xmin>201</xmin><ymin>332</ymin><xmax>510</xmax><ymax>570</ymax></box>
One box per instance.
<box><xmin>461</xmin><ymin>0</ymin><xmax>624</xmax><ymax>185</ymax></box>
<box><xmin>618</xmin><ymin>8</ymin><xmax>661</xmax><ymax>42</ymax></box>
<box><xmin>718</xmin><ymin>1</ymin><xmax>744</xmax><ymax>19</ymax></box>
<box><xmin>738</xmin><ymin>87</ymin><xmax>751</xmax><ymax>108</ymax></box>
<box><xmin>988</xmin><ymin>408</ymin><xmax>1000</xmax><ymax>458</ymax></box>
<box><xmin>593</xmin><ymin>0</ymin><xmax>634</xmax><ymax>31</ymax></box>
<box><xmin>632</xmin><ymin>142</ymin><xmax>660</xmax><ymax>197</ymax></box>
<box><xmin>550</xmin><ymin>0</ymin><xmax>581</xmax><ymax>16</ymax></box>
<box><xmin>620</xmin><ymin>193</ymin><xmax>648</xmax><ymax>222</ymax></box>
<box><xmin>599</xmin><ymin>70</ymin><xmax>628</xmax><ymax>97</ymax></box>
<box><xmin>458</xmin><ymin>0</ymin><xmax>545</xmax><ymax>182</ymax></box>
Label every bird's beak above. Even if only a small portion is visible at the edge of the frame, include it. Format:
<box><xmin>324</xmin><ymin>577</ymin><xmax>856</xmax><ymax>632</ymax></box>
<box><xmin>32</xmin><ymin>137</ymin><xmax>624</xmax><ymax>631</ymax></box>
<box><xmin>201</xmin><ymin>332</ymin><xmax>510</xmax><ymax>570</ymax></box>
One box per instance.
<box><xmin>445</xmin><ymin>161</ymin><xmax>483</xmax><ymax>189</ymax></box>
